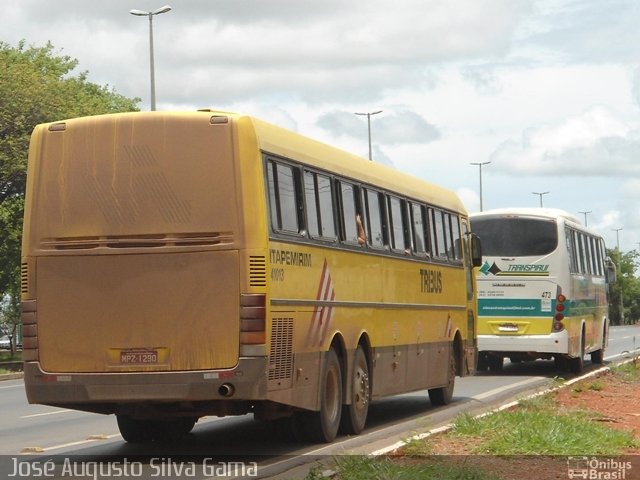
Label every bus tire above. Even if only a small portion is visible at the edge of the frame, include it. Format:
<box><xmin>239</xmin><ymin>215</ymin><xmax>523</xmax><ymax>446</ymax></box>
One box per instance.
<box><xmin>569</xmin><ymin>332</ymin><xmax>585</xmax><ymax>373</ymax></box>
<box><xmin>116</xmin><ymin>415</ymin><xmax>196</xmax><ymax>443</ymax></box>
<box><xmin>297</xmin><ymin>348</ymin><xmax>343</xmax><ymax>443</ymax></box>
<box><xmin>590</xmin><ymin>349</ymin><xmax>604</xmax><ymax>364</ymax></box>
<box><xmin>152</xmin><ymin>417</ymin><xmax>197</xmax><ymax>442</ymax></box>
<box><xmin>590</xmin><ymin>326</ymin><xmax>607</xmax><ymax>364</ymax></box>
<box><xmin>116</xmin><ymin>415</ymin><xmax>154</xmax><ymax>443</ymax></box>
<box><xmin>476</xmin><ymin>352</ymin><xmax>489</xmax><ymax>372</ymax></box>
<box><xmin>554</xmin><ymin>355</ymin><xmax>567</xmax><ymax>371</ymax></box>
<box><xmin>340</xmin><ymin>346</ymin><xmax>370</xmax><ymax>435</ymax></box>
<box><xmin>488</xmin><ymin>355</ymin><xmax>504</xmax><ymax>371</ymax></box>
<box><xmin>428</xmin><ymin>347</ymin><xmax>455</xmax><ymax>406</ymax></box>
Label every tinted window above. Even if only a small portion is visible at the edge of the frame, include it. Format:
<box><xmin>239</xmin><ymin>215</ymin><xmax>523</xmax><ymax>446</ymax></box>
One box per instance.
<box><xmin>267</xmin><ymin>160</ymin><xmax>300</xmax><ymax>233</ymax></box>
<box><xmin>277</xmin><ymin>164</ymin><xmax>299</xmax><ymax>232</ymax></box>
<box><xmin>432</xmin><ymin>209</ymin><xmax>448</xmax><ymax>258</ymax></box>
<box><xmin>411</xmin><ymin>203</ymin><xmax>428</xmax><ymax>255</ymax></box>
<box><xmin>304</xmin><ymin>171</ymin><xmax>336</xmax><ymax>240</ymax></box>
<box><xmin>449</xmin><ymin>214</ymin><xmax>462</xmax><ymax>260</ymax></box>
<box><xmin>365</xmin><ymin>189</ymin><xmax>385</xmax><ymax>247</ymax></box>
<box><xmin>471</xmin><ymin>217</ymin><xmax>558</xmax><ymax>256</ymax></box>
<box><xmin>389</xmin><ymin>196</ymin><xmax>407</xmax><ymax>251</ymax></box>
<box><xmin>340</xmin><ymin>182</ymin><xmax>359</xmax><ymax>244</ymax></box>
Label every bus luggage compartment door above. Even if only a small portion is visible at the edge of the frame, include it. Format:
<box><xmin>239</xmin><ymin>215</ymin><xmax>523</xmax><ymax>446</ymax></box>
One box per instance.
<box><xmin>35</xmin><ymin>251</ymin><xmax>240</xmax><ymax>373</ymax></box>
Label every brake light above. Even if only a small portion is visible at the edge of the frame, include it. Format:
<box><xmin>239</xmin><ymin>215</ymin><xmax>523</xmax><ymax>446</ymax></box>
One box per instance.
<box><xmin>240</xmin><ymin>294</ymin><xmax>266</xmax><ymax>345</ymax></box>
<box><xmin>21</xmin><ymin>300</ymin><xmax>38</xmax><ymax>361</ymax></box>
<box><xmin>553</xmin><ymin>291</ymin><xmax>566</xmax><ymax>331</ymax></box>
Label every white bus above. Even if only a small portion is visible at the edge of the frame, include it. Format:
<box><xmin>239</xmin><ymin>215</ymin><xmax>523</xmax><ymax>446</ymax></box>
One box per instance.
<box><xmin>470</xmin><ymin>208</ymin><xmax>615</xmax><ymax>373</ymax></box>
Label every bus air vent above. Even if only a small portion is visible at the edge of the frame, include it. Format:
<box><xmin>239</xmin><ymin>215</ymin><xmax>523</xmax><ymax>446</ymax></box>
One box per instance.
<box><xmin>268</xmin><ymin>318</ymin><xmax>293</xmax><ymax>380</ymax></box>
<box><xmin>249</xmin><ymin>256</ymin><xmax>267</xmax><ymax>287</ymax></box>
<box><xmin>20</xmin><ymin>263</ymin><xmax>29</xmax><ymax>295</ymax></box>
<box><xmin>39</xmin><ymin>232</ymin><xmax>233</xmax><ymax>250</ymax></box>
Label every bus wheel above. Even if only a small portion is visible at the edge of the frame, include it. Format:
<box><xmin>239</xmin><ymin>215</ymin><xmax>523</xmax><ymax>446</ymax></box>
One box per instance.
<box><xmin>152</xmin><ymin>417</ymin><xmax>197</xmax><ymax>442</ymax></box>
<box><xmin>116</xmin><ymin>415</ymin><xmax>196</xmax><ymax>443</ymax></box>
<box><xmin>297</xmin><ymin>348</ymin><xmax>343</xmax><ymax>443</ymax></box>
<box><xmin>428</xmin><ymin>347</ymin><xmax>455</xmax><ymax>406</ymax></box>
<box><xmin>569</xmin><ymin>333</ymin><xmax>585</xmax><ymax>373</ymax></box>
<box><xmin>488</xmin><ymin>355</ymin><xmax>504</xmax><ymax>371</ymax></box>
<box><xmin>340</xmin><ymin>346</ymin><xmax>370</xmax><ymax>435</ymax></box>
<box><xmin>476</xmin><ymin>353</ymin><xmax>489</xmax><ymax>372</ymax></box>
<box><xmin>590</xmin><ymin>348</ymin><xmax>604</xmax><ymax>364</ymax></box>
<box><xmin>554</xmin><ymin>355</ymin><xmax>567</xmax><ymax>371</ymax></box>
<box><xmin>116</xmin><ymin>415</ymin><xmax>155</xmax><ymax>443</ymax></box>
<box><xmin>590</xmin><ymin>328</ymin><xmax>607</xmax><ymax>364</ymax></box>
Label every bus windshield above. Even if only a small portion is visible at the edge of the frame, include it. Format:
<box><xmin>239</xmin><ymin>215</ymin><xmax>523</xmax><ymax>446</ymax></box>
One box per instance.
<box><xmin>471</xmin><ymin>216</ymin><xmax>558</xmax><ymax>257</ymax></box>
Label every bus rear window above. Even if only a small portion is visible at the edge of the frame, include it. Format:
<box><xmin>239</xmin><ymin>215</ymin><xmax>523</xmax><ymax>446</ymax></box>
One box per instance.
<box><xmin>471</xmin><ymin>217</ymin><xmax>558</xmax><ymax>256</ymax></box>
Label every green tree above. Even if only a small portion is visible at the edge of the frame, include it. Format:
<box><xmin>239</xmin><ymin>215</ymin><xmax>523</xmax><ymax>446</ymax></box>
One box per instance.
<box><xmin>607</xmin><ymin>248</ymin><xmax>640</xmax><ymax>325</ymax></box>
<box><xmin>0</xmin><ymin>41</ymin><xmax>139</xmax><ymax>350</ymax></box>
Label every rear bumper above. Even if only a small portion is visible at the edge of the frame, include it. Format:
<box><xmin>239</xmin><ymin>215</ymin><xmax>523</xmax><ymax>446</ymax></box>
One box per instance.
<box><xmin>23</xmin><ymin>357</ymin><xmax>268</xmax><ymax>407</ymax></box>
<box><xmin>478</xmin><ymin>329</ymin><xmax>569</xmax><ymax>355</ymax></box>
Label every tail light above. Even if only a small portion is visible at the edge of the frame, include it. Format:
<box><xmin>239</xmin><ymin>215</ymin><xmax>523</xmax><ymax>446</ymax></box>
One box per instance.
<box><xmin>240</xmin><ymin>294</ymin><xmax>266</xmax><ymax>346</ymax></box>
<box><xmin>552</xmin><ymin>292</ymin><xmax>566</xmax><ymax>332</ymax></box>
<box><xmin>21</xmin><ymin>300</ymin><xmax>38</xmax><ymax>361</ymax></box>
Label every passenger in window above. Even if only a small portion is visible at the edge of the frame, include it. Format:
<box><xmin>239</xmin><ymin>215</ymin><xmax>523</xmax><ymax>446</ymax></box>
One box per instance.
<box><xmin>356</xmin><ymin>214</ymin><xmax>366</xmax><ymax>246</ymax></box>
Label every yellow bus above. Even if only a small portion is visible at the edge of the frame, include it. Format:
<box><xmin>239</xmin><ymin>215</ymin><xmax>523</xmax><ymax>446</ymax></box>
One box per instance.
<box><xmin>470</xmin><ymin>208</ymin><xmax>615</xmax><ymax>373</ymax></box>
<box><xmin>21</xmin><ymin>110</ymin><xmax>482</xmax><ymax>443</ymax></box>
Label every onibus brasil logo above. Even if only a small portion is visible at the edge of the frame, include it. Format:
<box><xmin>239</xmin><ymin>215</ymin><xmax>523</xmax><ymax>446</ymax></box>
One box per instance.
<box><xmin>567</xmin><ymin>456</ymin><xmax>632</xmax><ymax>479</ymax></box>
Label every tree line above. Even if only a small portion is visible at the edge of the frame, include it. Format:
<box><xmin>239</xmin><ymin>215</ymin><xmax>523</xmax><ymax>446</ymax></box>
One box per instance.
<box><xmin>0</xmin><ymin>40</ymin><xmax>638</xmax><ymax>354</ymax></box>
<box><xmin>0</xmin><ymin>41</ymin><xmax>139</xmax><ymax>352</ymax></box>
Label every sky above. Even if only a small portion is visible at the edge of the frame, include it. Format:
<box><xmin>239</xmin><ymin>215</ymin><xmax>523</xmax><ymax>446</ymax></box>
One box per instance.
<box><xmin>3</xmin><ymin>0</ymin><xmax>640</xmax><ymax>253</ymax></box>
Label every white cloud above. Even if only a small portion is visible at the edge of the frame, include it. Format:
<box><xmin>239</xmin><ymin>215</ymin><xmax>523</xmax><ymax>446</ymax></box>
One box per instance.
<box><xmin>490</xmin><ymin>106</ymin><xmax>640</xmax><ymax>177</ymax></box>
<box><xmin>4</xmin><ymin>0</ymin><xmax>640</xmax><ymax>252</ymax></box>
<box><xmin>457</xmin><ymin>187</ymin><xmax>480</xmax><ymax>213</ymax></box>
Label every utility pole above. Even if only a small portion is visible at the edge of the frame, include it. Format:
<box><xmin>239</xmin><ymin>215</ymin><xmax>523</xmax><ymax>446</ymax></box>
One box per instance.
<box><xmin>470</xmin><ymin>161</ymin><xmax>490</xmax><ymax>211</ymax></box>
<box><xmin>354</xmin><ymin>110</ymin><xmax>382</xmax><ymax>161</ymax></box>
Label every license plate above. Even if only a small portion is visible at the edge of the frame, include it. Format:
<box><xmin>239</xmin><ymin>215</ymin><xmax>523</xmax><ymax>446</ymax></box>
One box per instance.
<box><xmin>498</xmin><ymin>324</ymin><xmax>519</xmax><ymax>332</ymax></box>
<box><xmin>120</xmin><ymin>350</ymin><xmax>158</xmax><ymax>364</ymax></box>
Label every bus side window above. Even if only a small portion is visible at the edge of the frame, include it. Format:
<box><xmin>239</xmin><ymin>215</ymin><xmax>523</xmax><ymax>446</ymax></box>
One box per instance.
<box><xmin>410</xmin><ymin>202</ymin><xmax>428</xmax><ymax>256</ymax></box>
<box><xmin>364</xmin><ymin>188</ymin><xmax>386</xmax><ymax>248</ymax></box>
<box><xmin>432</xmin><ymin>208</ymin><xmax>448</xmax><ymax>260</ymax></box>
<box><xmin>388</xmin><ymin>195</ymin><xmax>407</xmax><ymax>253</ymax></box>
<box><xmin>338</xmin><ymin>181</ymin><xmax>364</xmax><ymax>246</ymax></box>
<box><xmin>267</xmin><ymin>159</ymin><xmax>303</xmax><ymax>234</ymax></box>
<box><xmin>304</xmin><ymin>170</ymin><xmax>337</xmax><ymax>241</ymax></box>
<box><xmin>450</xmin><ymin>214</ymin><xmax>462</xmax><ymax>261</ymax></box>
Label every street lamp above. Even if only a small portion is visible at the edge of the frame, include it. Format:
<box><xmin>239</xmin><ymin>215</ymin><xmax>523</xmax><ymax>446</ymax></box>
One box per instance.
<box><xmin>354</xmin><ymin>110</ymin><xmax>382</xmax><ymax>161</ymax></box>
<box><xmin>532</xmin><ymin>191</ymin><xmax>549</xmax><ymax>207</ymax></box>
<box><xmin>578</xmin><ymin>210</ymin><xmax>592</xmax><ymax>226</ymax></box>
<box><xmin>130</xmin><ymin>5</ymin><xmax>172</xmax><ymax>111</ymax></box>
<box><xmin>612</xmin><ymin>227</ymin><xmax>624</xmax><ymax>324</ymax></box>
<box><xmin>470</xmin><ymin>161</ymin><xmax>490</xmax><ymax>211</ymax></box>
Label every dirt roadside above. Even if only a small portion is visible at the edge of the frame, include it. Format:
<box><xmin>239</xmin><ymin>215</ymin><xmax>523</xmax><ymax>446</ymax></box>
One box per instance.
<box><xmin>391</xmin><ymin>362</ymin><xmax>640</xmax><ymax>480</ymax></box>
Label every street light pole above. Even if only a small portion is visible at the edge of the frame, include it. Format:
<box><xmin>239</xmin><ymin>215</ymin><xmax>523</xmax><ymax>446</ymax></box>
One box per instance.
<box><xmin>470</xmin><ymin>161</ymin><xmax>490</xmax><ymax>211</ymax></box>
<box><xmin>612</xmin><ymin>227</ymin><xmax>624</xmax><ymax>324</ymax></box>
<box><xmin>354</xmin><ymin>110</ymin><xmax>382</xmax><ymax>161</ymax></box>
<box><xmin>532</xmin><ymin>191</ymin><xmax>549</xmax><ymax>207</ymax></box>
<box><xmin>130</xmin><ymin>5</ymin><xmax>172</xmax><ymax>111</ymax></box>
<box><xmin>578</xmin><ymin>210</ymin><xmax>592</xmax><ymax>226</ymax></box>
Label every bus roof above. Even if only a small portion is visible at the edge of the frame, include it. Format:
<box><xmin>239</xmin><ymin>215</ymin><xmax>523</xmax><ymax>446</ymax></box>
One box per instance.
<box><xmin>220</xmin><ymin>110</ymin><xmax>467</xmax><ymax>215</ymax></box>
<box><xmin>470</xmin><ymin>208</ymin><xmax>581</xmax><ymax>225</ymax></box>
<box><xmin>34</xmin><ymin>110</ymin><xmax>467</xmax><ymax>216</ymax></box>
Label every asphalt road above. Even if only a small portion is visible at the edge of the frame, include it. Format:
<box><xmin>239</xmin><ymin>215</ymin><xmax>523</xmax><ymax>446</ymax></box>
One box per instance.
<box><xmin>1</xmin><ymin>324</ymin><xmax>638</xmax><ymax>479</ymax></box>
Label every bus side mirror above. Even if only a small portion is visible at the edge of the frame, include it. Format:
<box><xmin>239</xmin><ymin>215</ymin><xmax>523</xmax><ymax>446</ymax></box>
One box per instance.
<box><xmin>470</xmin><ymin>234</ymin><xmax>483</xmax><ymax>268</ymax></box>
<box><xmin>605</xmin><ymin>257</ymin><xmax>617</xmax><ymax>284</ymax></box>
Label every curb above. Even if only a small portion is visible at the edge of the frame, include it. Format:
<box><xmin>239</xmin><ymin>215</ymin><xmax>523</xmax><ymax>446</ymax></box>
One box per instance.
<box><xmin>371</xmin><ymin>355</ymin><xmax>637</xmax><ymax>457</ymax></box>
<box><xmin>0</xmin><ymin>372</ymin><xmax>23</xmax><ymax>381</ymax></box>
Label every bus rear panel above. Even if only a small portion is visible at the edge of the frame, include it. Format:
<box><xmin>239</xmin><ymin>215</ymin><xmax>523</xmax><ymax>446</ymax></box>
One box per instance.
<box><xmin>471</xmin><ymin>209</ymin><xmax>610</xmax><ymax>372</ymax></box>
